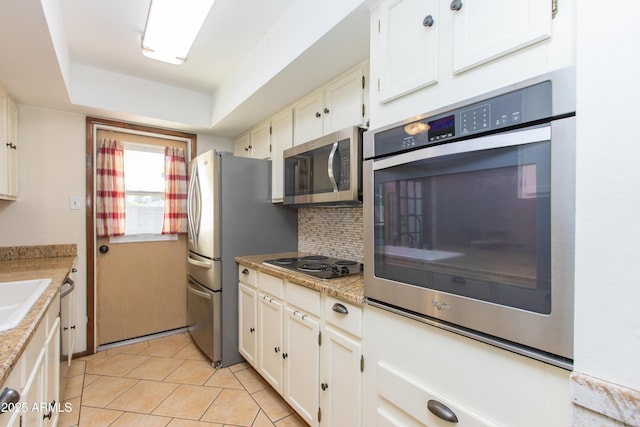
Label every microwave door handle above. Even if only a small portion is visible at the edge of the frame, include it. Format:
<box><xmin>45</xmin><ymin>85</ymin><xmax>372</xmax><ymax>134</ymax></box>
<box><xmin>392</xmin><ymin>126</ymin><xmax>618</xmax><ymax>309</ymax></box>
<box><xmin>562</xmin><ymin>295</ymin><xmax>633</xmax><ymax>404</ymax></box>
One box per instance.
<box><xmin>327</xmin><ymin>142</ymin><xmax>339</xmax><ymax>192</ymax></box>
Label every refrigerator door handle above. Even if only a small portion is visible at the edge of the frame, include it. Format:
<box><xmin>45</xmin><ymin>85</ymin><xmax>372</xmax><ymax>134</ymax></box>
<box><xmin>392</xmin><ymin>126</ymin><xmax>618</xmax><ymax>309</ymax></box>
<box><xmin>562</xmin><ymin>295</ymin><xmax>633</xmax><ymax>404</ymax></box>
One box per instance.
<box><xmin>187</xmin><ymin>164</ymin><xmax>202</xmax><ymax>244</ymax></box>
<box><xmin>188</xmin><ymin>255</ymin><xmax>212</xmax><ymax>269</ymax></box>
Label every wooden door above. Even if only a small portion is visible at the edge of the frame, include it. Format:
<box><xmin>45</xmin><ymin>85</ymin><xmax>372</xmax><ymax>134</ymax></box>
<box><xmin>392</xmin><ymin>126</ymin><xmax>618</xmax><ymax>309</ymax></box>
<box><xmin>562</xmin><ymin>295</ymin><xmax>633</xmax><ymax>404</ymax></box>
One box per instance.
<box><xmin>97</xmin><ymin>236</ymin><xmax>187</xmax><ymax>345</ymax></box>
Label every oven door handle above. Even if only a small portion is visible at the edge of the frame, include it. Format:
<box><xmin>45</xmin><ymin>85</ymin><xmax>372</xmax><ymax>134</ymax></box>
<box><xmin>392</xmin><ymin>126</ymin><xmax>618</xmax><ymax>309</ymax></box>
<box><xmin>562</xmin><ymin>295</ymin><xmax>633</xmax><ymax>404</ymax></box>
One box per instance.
<box><xmin>372</xmin><ymin>126</ymin><xmax>551</xmax><ymax>170</ymax></box>
<box><xmin>327</xmin><ymin>142</ymin><xmax>339</xmax><ymax>192</ymax></box>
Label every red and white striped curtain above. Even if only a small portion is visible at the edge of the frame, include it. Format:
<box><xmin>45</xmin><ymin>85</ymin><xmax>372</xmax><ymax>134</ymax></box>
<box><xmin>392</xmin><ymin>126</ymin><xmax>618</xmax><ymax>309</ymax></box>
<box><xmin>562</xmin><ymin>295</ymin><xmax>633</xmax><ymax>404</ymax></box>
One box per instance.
<box><xmin>96</xmin><ymin>139</ymin><xmax>126</xmax><ymax>237</ymax></box>
<box><xmin>162</xmin><ymin>146</ymin><xmax>188</xmax><ymax>234</ymax></box>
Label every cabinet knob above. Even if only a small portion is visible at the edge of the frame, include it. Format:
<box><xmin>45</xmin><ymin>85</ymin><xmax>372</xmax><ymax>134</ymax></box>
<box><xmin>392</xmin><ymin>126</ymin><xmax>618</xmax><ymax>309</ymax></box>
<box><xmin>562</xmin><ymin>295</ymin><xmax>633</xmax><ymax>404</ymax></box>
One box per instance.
<box><xmin>99</xmin><ymin>245</ymin><xmax>109</xmax><ymax>254</ymax></box>
<box><xmin>321</xmin><ymin>382</ymin><xmax>329</xmax><ymax>391</ymax></box>
<box><xmin>274</xmin><ymin>346</ymin><xmax>280</xmax><ymax>353</ymax></box>
<box><xmin>422</xmin><ymin>15</ymin><xmax>435</xmax><ymax>27</ymax></box>
<box><xmin>450</xmin><ymin>0</ymin><xmax>463</xmax><ymax>11</ymax></box>
<box><xmin>315</xmin><ymin>112</ymin><xmax>321</xmax><ymax>118</ymax></box>
<box><xmin>282</xmin><ymin>352</ymin><xmax>288</xmax><ymax>359</ymax></box>
<box><xmin>427</xmin><ymin>399</ymin><xmax>459</xmax><ymax>423</ymax></box>
<box><xmin>0</xmin><ymin>388</ymin><xmax>20</xmax><ymax>413</ymax></box>
<box><xmin>250</xmin><ymin>327</ymin><xmax>255</xmax><ymax>333</ymax></box>
<box><xmin>242</xmin><ymin>268</ymin><xmax>249</xmax><ymax>275</ymax></box>
<box><xmin>324</xmin><ymin>107</ymin><xmax>330</xmax><ymax>114</ymax></box>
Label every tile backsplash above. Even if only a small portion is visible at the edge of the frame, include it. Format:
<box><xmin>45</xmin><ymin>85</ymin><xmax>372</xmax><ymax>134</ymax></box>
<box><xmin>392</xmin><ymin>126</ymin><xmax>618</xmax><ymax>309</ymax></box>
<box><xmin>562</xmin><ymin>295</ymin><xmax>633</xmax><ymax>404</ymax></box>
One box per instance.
<box><xmin>298</xmin><ymin>207</ymin><xmax>364</xmax><ymax>263</ymax></box>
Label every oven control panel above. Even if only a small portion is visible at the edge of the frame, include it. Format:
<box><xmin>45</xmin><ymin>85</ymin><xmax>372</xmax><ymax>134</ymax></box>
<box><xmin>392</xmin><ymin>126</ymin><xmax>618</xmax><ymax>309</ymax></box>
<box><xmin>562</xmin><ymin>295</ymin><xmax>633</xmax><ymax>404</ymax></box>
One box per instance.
<box><xmin>371</xmin><ymin>80</ymin><xmax>551</xmax><ymax>158</ymax></box>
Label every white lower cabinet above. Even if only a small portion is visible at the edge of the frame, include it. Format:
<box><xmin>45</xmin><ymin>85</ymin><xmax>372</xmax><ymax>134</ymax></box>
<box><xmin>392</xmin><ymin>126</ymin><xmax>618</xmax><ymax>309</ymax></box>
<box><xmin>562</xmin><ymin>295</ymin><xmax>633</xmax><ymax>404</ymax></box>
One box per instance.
<box><xmin>284</xmin><ymin>306</ymin><xmax>319</xmax><ymax>426</ymax></box>
<box><xmin>1</xmin><ymin>294</ymin><xmax>61</xmax><ymax>427</ymax></box>
<box><xmin>258</xmin><ymin>291</ymin><xmax>284</xmax><ymax>393</ymax></box>
<box><xmin>237</xmin><ymin>266</ymin><xmax>362</xmax><ymax>427</ymax></box>
<box><xmin>363</xmin><ymin>304</ymin><xmax>571</xmax><ymax>427</ymax></box>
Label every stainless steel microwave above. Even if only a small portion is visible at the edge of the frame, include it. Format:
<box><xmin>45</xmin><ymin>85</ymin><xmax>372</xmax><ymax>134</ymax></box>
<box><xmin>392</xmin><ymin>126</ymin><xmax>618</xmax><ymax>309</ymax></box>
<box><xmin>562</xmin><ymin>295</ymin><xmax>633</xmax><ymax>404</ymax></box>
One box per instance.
<box><xmin>283</xmin><ymin>126</ymin><xmax>363</xmax><ymax>207</ymax></box>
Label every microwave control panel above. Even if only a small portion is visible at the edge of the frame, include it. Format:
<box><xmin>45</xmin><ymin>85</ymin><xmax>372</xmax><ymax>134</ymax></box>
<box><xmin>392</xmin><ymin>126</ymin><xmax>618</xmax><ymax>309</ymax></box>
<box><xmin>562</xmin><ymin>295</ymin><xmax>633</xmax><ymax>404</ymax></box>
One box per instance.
<box><xmin>337</xmin><ymin>139</ymin><xmax>351</xmax><ymax>191</ymax></box>
<box><xmin>373</xmin><ymin>80</ymin><xmax>552</xmax><ymax>158</ymax></box>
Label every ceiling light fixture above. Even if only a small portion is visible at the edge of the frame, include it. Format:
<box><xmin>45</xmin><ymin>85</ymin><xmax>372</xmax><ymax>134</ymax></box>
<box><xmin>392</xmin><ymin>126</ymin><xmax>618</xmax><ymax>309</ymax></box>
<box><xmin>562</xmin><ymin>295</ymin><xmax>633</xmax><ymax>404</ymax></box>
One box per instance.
<box><xmin>141</xmin><ymin>0</ymin><xmax>215</xmax><ymax>65</ymax></box>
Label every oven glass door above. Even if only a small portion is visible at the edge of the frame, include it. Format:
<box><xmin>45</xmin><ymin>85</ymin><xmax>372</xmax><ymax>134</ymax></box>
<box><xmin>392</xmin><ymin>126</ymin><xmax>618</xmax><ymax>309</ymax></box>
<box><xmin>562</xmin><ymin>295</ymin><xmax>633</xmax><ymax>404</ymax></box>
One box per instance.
<box><xmin>372</xmin><ymin>127</ymin><xmax>551</xmax><ymax>314</ymax></box>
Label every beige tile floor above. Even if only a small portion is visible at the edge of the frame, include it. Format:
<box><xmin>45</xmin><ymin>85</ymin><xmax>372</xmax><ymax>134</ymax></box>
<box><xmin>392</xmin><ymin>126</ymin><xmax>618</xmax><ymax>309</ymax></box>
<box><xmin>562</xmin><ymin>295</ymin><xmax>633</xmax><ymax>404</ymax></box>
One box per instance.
<box><xmin>58</xmin><ymin>332</ymin><xmax>308</xmax><ymax>427</ymax></box>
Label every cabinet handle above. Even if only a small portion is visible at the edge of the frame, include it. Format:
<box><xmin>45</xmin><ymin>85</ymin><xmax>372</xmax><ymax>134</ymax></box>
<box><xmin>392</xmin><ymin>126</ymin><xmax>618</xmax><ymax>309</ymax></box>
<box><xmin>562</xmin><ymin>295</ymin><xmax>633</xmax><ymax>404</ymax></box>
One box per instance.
<box><xmin>450</xmin><ymin>0</ymin><xmax>463</xmax><ymax>11</ymax></box>
<box><xmin>324</xmin><ymin>107</ymin><xmax>330</xmax><ymax>114</ymax></box>
<box><xmin>43</xmin><ymin>400</ymin><xmax>56</xmax><ymax>420</ymax></box>
<box><xmin>321</xmin><ymin>382</ymin><xmax>329</xmax><ymax>391</ymax></box>
<box><xmin>242</xmin><ymin>268</ymin><xmax>249</xmax><ymax>275</ymax></box>
<box><xmin>427</xmin><ymin>399</ymin><xmax>459</xmax><ymax>423</ymax></box>
<box><xmin>422</xmin><ymin>15</ymin><xmax>434</xmax><ymax>27</ymax></box>
<box><xmin>0</xmin><ymin>388</ymin><xmax>20</xmax><ymax>413</ymax></box>
<box><xmin>332</xmin><ymin>303</ymin><xmax>349</xmax><ymax>315</ymax></box>
<box><xmin>315</xmin><ymin>112</ymin><xmax>321</xmax><ymax>118</ymax></box>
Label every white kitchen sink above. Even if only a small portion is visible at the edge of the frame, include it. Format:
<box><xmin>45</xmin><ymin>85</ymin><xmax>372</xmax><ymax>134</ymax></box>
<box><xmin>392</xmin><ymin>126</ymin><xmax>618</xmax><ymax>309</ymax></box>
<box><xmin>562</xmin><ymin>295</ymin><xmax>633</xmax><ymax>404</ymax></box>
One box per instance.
<box><xmin>0</xmin><ymin>278</ymin><xmax>52</xmax><ymax>331</ymax></box>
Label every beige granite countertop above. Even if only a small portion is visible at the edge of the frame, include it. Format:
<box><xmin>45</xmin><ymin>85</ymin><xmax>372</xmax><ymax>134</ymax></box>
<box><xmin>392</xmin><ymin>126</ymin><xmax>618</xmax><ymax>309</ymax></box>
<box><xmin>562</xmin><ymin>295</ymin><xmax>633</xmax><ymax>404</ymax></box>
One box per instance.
<box><xmin>0</xmin><ymin>244</ymin><xmax>77</xmax><ymax>388</ymax></box>
<box><xmin>235</xmin><ymin>252</ymin><xmax>364</xmax><ymax>306</ymax></box>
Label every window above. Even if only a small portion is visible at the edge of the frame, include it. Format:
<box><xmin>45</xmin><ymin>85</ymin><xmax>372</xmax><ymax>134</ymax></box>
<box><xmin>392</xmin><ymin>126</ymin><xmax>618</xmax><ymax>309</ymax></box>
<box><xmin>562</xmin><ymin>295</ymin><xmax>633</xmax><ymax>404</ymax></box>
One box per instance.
<box><xmin>110</xmin><ymin>143</ymin><xmax>176</xmax><ymax>243</ymax></box>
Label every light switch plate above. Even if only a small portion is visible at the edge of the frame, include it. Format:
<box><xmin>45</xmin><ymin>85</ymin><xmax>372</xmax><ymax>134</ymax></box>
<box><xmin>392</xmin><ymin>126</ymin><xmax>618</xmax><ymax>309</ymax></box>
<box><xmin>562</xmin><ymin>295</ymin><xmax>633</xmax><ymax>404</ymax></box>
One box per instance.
<box><xmin>70</xmin><ymin>196</ymin><xmax>82</xmax><ymax>210</ymax></box>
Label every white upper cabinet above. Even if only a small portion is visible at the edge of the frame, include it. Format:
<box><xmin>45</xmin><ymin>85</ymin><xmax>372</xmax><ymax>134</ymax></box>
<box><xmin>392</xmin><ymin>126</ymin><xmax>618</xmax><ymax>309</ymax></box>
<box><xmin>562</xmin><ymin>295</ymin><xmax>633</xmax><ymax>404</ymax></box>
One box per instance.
<box><xmin>293</xmin><ymin>89</ymin><xmax>324</xmax><ymax>145</ymax></box>
<box><xmin>234</xmin><ymin>132</ymin><xmax>251</xmax><ymax>158</ymax></box>
<box><xmin>450</xmin><ymin>0</ymin><xmax>551</xmax><ymax>74</ymax></box>
<box><xmin>0</xmin><ymin>91</ymin><xmax>18</xmax><ymax>200</ymax></box>
<box><xmin>293</xmin><ymin>64</ymin><xmax>368</xmax><ymax>146</ymax></box>
<box><xmin>270</xmin><ymin>109</ymin><xmax>293</xmax><ymax>203</ymax></box>
<box><xmin>379</xmin><ymin>0</ymin><xmax>439</xmax><ymax>103</ymax></box>
<box><xmin>249</xmin><ymin>121</ymin><xmax>272</xmax><ymax>160</ymax></box>
<box><xmin>376</xmin><ymin>0</ymin><xmax>554</xmax><ymax>104</ymax></box>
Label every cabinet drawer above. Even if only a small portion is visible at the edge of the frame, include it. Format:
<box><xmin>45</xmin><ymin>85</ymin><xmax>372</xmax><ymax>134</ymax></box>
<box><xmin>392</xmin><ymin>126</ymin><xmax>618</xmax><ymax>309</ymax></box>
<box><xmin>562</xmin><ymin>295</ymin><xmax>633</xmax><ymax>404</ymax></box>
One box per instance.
<box><xmin>377</xmin><ymin>361</ymin><xmax>493</xmax><ymax>426</ymax></box>
<box><xmin>259</xmin><ymin>272</ymin><xmax>284</xmax><ymax>299</ymax></box>
<box><xmin>285</xmin><ymin>282</ymin><xmax>320</xmax><ymax>316</ymax></box>
<box><xmin>238</xmin><ymin>265</ymin><xmax>258</xmax><ymax>287</ymax></box>
<box><xmin>323</xmin><ymin>296</ymin><xmax>362</xmax><ymax>338</ymax></box>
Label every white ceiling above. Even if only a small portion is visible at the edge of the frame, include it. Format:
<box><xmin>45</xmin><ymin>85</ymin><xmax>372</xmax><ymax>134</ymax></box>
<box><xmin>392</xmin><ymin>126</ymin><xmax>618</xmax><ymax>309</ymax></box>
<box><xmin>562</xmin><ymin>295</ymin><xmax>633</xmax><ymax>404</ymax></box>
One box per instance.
<box><xmin>0</xmin><ymin>0</ymin><xmax>371</xmax><ymax>137</ymax></box>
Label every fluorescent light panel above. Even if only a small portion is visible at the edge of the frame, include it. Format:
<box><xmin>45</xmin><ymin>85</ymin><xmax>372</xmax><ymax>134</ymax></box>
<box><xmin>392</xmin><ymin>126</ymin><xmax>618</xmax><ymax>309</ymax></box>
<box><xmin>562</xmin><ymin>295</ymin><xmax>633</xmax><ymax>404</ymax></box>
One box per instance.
<box><xmin>142</xmin><ymin>0</ymin><xmax>215</xmax><ymax>65</ymax></box>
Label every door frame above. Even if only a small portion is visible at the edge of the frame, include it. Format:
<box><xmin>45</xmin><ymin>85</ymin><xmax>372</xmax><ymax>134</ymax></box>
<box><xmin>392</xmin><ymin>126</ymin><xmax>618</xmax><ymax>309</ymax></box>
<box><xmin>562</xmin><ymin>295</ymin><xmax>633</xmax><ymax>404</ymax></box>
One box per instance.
<box><xmin>84</xmin><ymin>117</ymin><xmax>197</xmax><ymax>355</ymax></box>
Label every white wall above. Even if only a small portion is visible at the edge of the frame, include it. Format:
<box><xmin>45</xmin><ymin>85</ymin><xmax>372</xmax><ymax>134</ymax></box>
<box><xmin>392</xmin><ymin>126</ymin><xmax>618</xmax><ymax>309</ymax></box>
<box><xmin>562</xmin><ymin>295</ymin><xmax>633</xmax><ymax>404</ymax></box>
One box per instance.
<box><xmin>574</xmin><ymin>4</ymin><xmax>640</xmax><ymax>390</ymax></box>
<box><xmin>196</xmin><ymin>133</ymin><xmax>234</xmax><ymax>155</ymax></box>
<box><xmin>0</xmin><ymin>105</ymin><xmax>88</xmax><ymax>353</ymax></box>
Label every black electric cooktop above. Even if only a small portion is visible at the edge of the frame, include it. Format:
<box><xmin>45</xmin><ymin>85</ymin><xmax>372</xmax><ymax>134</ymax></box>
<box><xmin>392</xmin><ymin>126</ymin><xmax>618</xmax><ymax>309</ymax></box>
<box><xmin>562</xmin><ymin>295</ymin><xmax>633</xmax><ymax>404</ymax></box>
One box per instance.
<box><xmin>262</xmin><ymin>255</ymin><xmax>363</xmax><ymax>280</ymax></box>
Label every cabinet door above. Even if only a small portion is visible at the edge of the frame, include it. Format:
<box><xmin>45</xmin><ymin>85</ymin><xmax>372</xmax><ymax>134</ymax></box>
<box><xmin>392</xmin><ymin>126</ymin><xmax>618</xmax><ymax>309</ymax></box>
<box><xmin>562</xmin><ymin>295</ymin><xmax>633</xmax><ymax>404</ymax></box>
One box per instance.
<box><xmin>0</xmin><ymin>94</ymin><xmax>8</xmax><ymax>197</ymax></box>
<box><xmin>451</xmin><ymin>0</ymin><xmax>551</xmax><ymax>74</ymax></box>
<box><xmin>258</xmin><ymin>293</ymin><xmax>284</xmax><ymax>393</ymax></box>
<box><xmin>379</xmin><ymin>0</ymin><xmax>439</xmax><ymax>103</ymax></box>
<box><xmin>284</xmin><ymin>307</ymin><xmax>320</xmax><ymax>427</ymax></box>
<box><xmin>250</xmin><ymin>121</ymin><xmax>271</xmax><ymax>160</ymax></box>
<box><xmin>270</xmin><ymin>109</ymin><xmax>293</xmax><ymax>202</ymax></box>
<box><xmin>5</xmin><ymin>96</ymin><xmax>18</xmax><ymax>198</ymax></box>
<box><xmin>320</xmin><ymin>326</ymin><xmax>362</xmax><ymax>427</ymax></box>
<box><xmin>22</xmin><ymin>349</ymin><xmax>45</xmax><ymax>427</ymax></box>
<box><xmin>43</xmin><ymin>317</ymin><xmax>60</xmax><ymax>427</ymax></box>
<box><xmin>238</xmin><ymin>283</ymin><xmax>258</xmax><ymax>367</ymax></box>
<box><xmin>234</xmin><ymin>132</ymin><xmax>251</xmax><ymax>157</ymax></box>
<box><xmin>323</xmin><ymin>68</ymin><xmax>364</xmax><ymax>134</ymax></box>
<box><xmin>61</xmin><ymin>290</ymin><xmax>76</xmax><ymax>366</ymax></box>
<box><xmin>293</xmin><ymin>89</ymin><xmax>324</xmax><ymax>145</ymax></box>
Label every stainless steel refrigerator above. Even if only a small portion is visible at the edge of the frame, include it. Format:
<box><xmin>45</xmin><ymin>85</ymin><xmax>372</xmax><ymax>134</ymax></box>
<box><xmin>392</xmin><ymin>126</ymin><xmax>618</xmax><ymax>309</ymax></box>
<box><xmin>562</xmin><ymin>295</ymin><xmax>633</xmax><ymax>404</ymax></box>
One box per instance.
<box><xmin>186</xmin><ymin>150</ymin><xmax>297</xmax><ymax>367</ymax></box>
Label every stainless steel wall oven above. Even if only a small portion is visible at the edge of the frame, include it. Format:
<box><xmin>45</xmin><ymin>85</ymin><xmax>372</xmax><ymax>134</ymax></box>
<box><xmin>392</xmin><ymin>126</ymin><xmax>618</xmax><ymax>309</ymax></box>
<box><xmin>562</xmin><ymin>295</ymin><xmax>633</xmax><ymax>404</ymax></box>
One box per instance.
<box><xmin>363</xmin><ymin>69</ymin><xmax>576</xmax><ymax>368</ymax></box>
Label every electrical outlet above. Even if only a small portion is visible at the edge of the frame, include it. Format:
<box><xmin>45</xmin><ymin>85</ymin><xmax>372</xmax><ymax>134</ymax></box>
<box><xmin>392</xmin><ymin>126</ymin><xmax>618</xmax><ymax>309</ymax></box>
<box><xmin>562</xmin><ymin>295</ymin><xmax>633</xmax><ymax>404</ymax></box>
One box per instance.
<box><xmin>70</xmin><ymin>196</ymin><xmax>82</xmax><ymax>210</ymax></box>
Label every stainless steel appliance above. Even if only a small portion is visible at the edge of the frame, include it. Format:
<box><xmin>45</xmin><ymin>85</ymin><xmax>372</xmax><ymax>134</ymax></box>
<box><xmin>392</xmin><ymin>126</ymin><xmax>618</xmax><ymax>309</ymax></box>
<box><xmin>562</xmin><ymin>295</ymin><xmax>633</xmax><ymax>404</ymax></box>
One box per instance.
<box><xmin>363</xmin><ymin>68</ymin><xmax>576</xmax><ymax>368</ymax></box>
<box><xmin>263</xmin><ymin>255</ymin><xmax>362</xmax><ymax>280</ymax></box>
<box><xmin>283</xmin><ymin>126</ymin><xmax>363</xmax><ymax>206</ymax></box>
<box><xmin>187</xmin><ymin>150</ymin><xmax>297</xmax><ymax>367</ymax></box>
